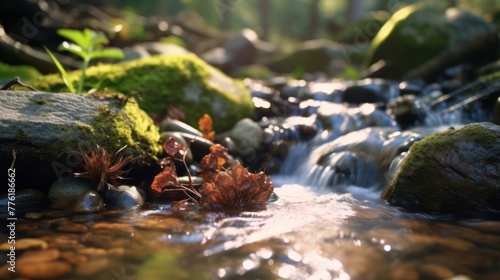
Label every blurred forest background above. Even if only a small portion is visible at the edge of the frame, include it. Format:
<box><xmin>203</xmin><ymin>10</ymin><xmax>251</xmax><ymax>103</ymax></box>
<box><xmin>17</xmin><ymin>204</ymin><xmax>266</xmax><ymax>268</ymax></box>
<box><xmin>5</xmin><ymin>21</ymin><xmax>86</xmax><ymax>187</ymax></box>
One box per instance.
<box><xmin>103</xmin><ymin>0</ymin><xmax>500</xmax><ymax>44</ymax></box>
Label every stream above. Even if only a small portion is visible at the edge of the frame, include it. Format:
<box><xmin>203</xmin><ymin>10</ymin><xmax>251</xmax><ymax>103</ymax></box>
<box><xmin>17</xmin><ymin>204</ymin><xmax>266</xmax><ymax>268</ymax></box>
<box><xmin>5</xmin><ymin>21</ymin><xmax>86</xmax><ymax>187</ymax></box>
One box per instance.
<box><xmin>1</xmin><ymin>78</ymin><xmax>500</xmax><ymax>280</ymax></box>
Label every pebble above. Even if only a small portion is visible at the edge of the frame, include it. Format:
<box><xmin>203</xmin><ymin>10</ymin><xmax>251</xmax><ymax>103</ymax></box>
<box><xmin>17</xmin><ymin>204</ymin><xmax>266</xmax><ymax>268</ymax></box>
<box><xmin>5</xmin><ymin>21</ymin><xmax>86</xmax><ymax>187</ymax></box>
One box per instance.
<box><xmin>78</xmin><ymin>247</ymin><xmax>108</xmax><ymax>257</ymax></box>
<box><xmin>18</xmin><ymin>248</ymin><xmax>60</xmax><ymax>263</ymax></box>
<box><xmin>390</xmin><ymin>261</ymin><xmax>420</xmax><ymax>280</ymax></box>
<box><xmin>405</xmin><ymin>234</ymin><xmax>475</xmax><ymax>252</ymax></box>
<box><xmin>0</xmin><ymin>238</ymin><xmax>48</xmax><ymax>251</ymax></box>
<box><xmin>418</xmin><ymin>263</ymin><xmax>456</xmax><ymax>279</ymax></box>
<box><xmin>17</xmin><ymin>260</ymin><xmax>72</xmax><ymax>280</ymax></box>
<box><xmin>24</xmin><ymin>212</ymin><xmax>43</xmax><ymax>219</ymax></box>
<box><xmin>91</xmin><ymin>222</ymin><xmax>135</xmax><ymax>233</ymax></box>
<box><xmin>75</xmin><ymin>257</ymin><xmax>110</xmax><ymax>277</ymax></box>
<box><xmin>56</xmin><ymin>223</ymin><xmax>88</xmax><ymax>233</ymax></box>
<box><xmin>60</xmin><ymin>250</ymin><xmax>88</xmax><ymax>266</ymax></box>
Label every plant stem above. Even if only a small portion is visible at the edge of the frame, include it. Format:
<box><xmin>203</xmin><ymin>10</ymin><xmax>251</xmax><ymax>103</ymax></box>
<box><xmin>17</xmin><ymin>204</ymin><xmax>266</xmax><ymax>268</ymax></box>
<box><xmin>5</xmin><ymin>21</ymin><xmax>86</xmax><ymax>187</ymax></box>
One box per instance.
<box><xmin>77</xmin><ymin>57</ymin><xmax>90</xmax><ymax>93</ymax></box>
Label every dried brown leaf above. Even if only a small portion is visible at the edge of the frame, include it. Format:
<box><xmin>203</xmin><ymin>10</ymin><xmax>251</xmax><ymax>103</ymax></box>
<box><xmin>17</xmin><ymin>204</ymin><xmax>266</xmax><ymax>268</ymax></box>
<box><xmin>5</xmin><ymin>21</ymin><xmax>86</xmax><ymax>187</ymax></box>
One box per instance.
<box><xmin>199</xmin><ymin>144</ymin><xmax>229</xmax><ymax>182</ymax></box>
<box><xmin>199</xmin><ymin>164</ymin><xmax>274</xmax><ymax>210</ymax></box>
<box><xmin>198</xmin><ymin>114</ymin><xmax>215</xmax><ymax>141</ymax></box>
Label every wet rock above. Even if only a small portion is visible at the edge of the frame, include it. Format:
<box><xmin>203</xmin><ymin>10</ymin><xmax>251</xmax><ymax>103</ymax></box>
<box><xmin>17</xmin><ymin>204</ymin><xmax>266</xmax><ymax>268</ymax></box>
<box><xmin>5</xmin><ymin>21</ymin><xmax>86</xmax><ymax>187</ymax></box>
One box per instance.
<box><xmin>18</xmin><ymin>248</ymin><xmax>60</xmax><ymax>263</ymax></box>
<box><xmin>71</xmin><ymin>190</ymin><xmax>105</xmax><ymax>214</ymax></box>
<box><xmin>48</xmin><ymin>176</ymin><xmax>93</xmax><ymax>208</ymax></box>
<box><xmin>230</xmin><ymin>118</ymin><xmax>263</xmax><ymax>158</ymax></box>
<box><xmin>56</xmin><ymin>223</ymin><xmax>88</xmax><ymax>233</ymax></box>
<box><xmin>384</xmin><ymin>123</ymin><xmax>500</xmax><ymax>215</ymax></box>
<box><xmin>0</xmin><ymin>238</ymin><xmax>48</xmax><ymax>251</ymax></box>
<box><xmin>159</xmin><ymin>119</ymin><xmax>203</xmax><ymax>137</ymax></box>
<box><xmin>0</xmin><ymin>188</ymin><xmax>48</xmax><ymax>215</ymax></box>
<box><xmin>342</xmin><ymin>78</ymin><xmax>399</xmax><ymax>104</ymax></box>
<box><xmin>75</xmin><ymin>257</ymin><xmax>109</xmax><ymax>277</ymax></box>
<box><xmin>364</xmin><ymin>4</ymin><xmax>499</xmax><ymax>80</ymax></box>
<box><xmin>17</xmin><ymin>260</ymin><xmax>72</xmax><ymax>280</ymax></box>
<box><xmin>0</xmin><ymin>91</ymin><xmax>162</xmax><ymax>191</ymax></box>
<box><xmin>105</xmin><ymin>185</ymin><xmax>144</xmax><ymax>209</ymax></box>
<box><xmin>387</xmin><ymin>94</ymin><xmax>425</xmax><ymax>129</ymax></box>
<box><xmin>33</xmin><ymin>54</ymin><xmax>254</xmax><ymax>132</ymax></box>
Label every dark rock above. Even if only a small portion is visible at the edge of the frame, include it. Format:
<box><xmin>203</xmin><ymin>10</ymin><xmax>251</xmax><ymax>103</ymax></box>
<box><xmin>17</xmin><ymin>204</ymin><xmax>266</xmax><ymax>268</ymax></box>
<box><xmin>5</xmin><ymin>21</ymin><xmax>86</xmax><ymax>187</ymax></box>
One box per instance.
<box><xmin>0</xmin><ymin>91</ymin><xmax>162</xmax><ymax>192</ymax></box>
<box><xmin>383</xmin><ymin>123</ymin><xmax>500</xmax><ymax>216</ymax></box>
<box><xmin>159</xmin><ymin>119</ymin><xmax>203</xmax><ymax>137</ymax></box>
<box><xmin>0</xmin><ymin>189</ymin><xmax>49</xmax><ymax>215</ymax></box>
<box><xmin>387</xmin><ymin>94</ymin><xmax>424</xmax><ymax>129</ymax></box>
<box><xmin>494</xmin><ymin>97</ymin><xmax>500</xmax><ymax>125</ymax></box>
<box><xmin>342</xmin><ymin>78</ymin><xmax>400</xmax><ymax>104</ymax></box>
<box><xmin>48</xmin><ymin>176</ymin><xmax>93</xmax><ymax>208</ymax></box>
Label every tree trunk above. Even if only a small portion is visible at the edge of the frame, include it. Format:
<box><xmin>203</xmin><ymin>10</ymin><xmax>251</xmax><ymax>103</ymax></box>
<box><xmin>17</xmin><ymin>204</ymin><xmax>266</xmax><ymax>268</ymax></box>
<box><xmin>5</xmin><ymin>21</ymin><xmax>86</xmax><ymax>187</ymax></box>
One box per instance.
<box><xmin>303</xmin><ymin>0</ymin><xmax>320</xmax><ymax>40</ymax></box>
<box><xmin>347</xmin><ymin>0</ymin><xmax>363</xmax><ymax>24</ymax></box>
<box><xmin>258</xmin><ymin>0</ymin><xmax>270</xmax><ymax>41</ymax></box>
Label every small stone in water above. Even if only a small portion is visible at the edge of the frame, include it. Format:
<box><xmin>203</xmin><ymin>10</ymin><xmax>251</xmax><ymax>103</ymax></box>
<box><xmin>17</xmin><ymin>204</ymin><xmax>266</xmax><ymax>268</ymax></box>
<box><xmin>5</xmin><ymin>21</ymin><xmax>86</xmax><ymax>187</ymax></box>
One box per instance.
<box><xmin>71</xmin><ymin>190</ymin><xmax>105</xmax><ymax>213</ymax></box>
<box><xmin>0</xmin><ymin>238</ymin><xmax>48</xmax><ymax>251</ymax></box>
<box><xmin>56</xmin><ymin>223</ymin><xmax>88</xmax><ymax>233</ymax></box>
<box><xmin>18</xmin><ymin>248</ymin><xmax>60</xmax><ymax>263</ymax></box>
<box><xmin>24</xmin><ymin>212</ymin><xmax>43</xmax><ymax>219</ymax></box>
<box><xmin>17</xmin><ymin>260</ymin><xmax>72</xmax><ymax>280</ymax></box>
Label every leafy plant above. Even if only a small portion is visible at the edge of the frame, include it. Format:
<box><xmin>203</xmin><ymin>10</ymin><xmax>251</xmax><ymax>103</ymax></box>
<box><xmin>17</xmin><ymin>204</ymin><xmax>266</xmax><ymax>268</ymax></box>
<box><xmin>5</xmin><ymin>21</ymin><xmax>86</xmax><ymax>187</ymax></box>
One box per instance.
<box><xmin>45</xmin><ymin>28</ymin><xmax>124</xmax><ymax>93</ymax></box>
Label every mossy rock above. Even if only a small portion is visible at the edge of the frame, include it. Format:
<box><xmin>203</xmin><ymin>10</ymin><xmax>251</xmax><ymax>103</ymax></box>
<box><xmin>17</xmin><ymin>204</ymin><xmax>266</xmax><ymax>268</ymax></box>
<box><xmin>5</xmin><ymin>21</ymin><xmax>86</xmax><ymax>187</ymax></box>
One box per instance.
<box><xmin>364</xmin><ymin>4</ymin><xmax>498</xmax><ymax>79</ymax></box>
<box><xmin>383</xmin><ymin>123</ymin><xmax>500</xmax><ymax>216</ymax></box>
<box><xmin>0</xmin><ymin>91</ymin><xmax>162</xmax><ymax>192</ymax></box>
<box><xmin>330</xmin><ymin>10</ymin><xmax>391</xmax><ymax>44</ymax></box>
<box><xmin>31</xmin><ymin>54</ymin><xmax>253</xmax><ymax>132</ymax></box>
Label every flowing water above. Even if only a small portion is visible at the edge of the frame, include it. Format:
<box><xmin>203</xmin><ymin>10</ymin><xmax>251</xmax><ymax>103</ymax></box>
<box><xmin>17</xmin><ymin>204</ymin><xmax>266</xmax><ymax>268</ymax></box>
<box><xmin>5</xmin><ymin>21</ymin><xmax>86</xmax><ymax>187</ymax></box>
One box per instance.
<box><xmin>2</xmin><ymin>79</ymin><xmax>500</xmax><ymax>279</ymax></box>
<box><xmin>3</xmin><ymin>123</ymin><xmax>500</xmax><ymax>280</ymax></box>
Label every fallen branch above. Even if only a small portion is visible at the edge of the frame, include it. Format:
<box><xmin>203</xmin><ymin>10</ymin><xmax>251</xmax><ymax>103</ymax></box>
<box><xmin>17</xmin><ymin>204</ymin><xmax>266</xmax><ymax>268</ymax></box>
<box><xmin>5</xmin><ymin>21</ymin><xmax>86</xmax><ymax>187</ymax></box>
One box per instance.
<box><xmin>404</xmin><ymin>28</ymin><xmax>500</xmax><ymax>82</ymax></box>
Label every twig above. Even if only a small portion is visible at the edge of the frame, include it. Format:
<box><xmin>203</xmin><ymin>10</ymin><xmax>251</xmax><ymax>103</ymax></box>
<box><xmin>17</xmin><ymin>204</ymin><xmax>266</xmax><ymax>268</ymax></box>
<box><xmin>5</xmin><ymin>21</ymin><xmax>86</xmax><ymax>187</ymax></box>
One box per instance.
<box><xmin>1</xmin><ymin>76</ymin><xmax>38</xmax><ymax>91</ymax></box>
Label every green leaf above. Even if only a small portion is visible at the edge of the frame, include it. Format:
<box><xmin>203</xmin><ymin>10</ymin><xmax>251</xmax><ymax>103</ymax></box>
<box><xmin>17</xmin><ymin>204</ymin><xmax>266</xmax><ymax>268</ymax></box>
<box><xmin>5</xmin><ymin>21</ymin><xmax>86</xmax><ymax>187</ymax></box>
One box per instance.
<box><xmin>58</xmin><ymin>41</ymin><xmax>88</xmax><ymax>60</ymax></box>
<box><xmin>57</xmin><ymin>29</ymin><xmax>92</xmax><ymax>50</ymax></box>
<box><xmin>89</xmin><ymin>30</ymin><xmax>109</xmax><ymax>46</ymax></box>
<box><xmin>44</xmin><ymin>47</ymin><xmax>75</xmax><ymax>93</ymax></box>
<box><xmin>88</xmin><ymin>47</ymin><xmax>124</xmax><ymax>60</ymax></box>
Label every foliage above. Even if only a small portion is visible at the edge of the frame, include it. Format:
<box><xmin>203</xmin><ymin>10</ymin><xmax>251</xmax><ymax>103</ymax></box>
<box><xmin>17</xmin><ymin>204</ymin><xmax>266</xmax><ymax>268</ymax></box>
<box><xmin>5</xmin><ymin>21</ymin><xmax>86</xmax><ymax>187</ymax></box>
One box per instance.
<box><xmin>151</xmin><ymin>136</ymin><xmax>274</xmax><ymax>211</ymax></box>
<box><xmin>198</xmin><ymin>113</ymin><xmax>215</xmax><ymax>141</ymax></box>
<box><xmin>46</xmin><ymin>28</ymin><xmax>124</xmax><ymax>93</ymax></box>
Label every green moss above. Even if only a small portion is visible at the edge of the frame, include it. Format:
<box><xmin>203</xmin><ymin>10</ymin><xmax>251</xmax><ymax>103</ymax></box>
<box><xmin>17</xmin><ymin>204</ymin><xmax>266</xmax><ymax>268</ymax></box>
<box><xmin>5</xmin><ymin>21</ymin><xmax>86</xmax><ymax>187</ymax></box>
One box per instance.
<box><xmin>32</xmin><ymin>54</ymin><xmax>253</xmax><ymax>132</ymax></box>
<box><xmin>364</xmin><ymin>4</ymin><xmax>450</xmax><ymax>78</ymax></box>
<box><xmin>0</xmin><ymin>62</ymin><xmax>41</xmax><ymax>83</ymax></box>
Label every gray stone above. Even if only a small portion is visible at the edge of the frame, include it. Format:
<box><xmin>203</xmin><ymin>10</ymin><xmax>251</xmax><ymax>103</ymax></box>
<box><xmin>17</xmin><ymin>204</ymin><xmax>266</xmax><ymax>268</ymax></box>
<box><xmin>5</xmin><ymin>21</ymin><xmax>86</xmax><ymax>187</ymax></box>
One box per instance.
<box><xmin>0</xmin><ymin>91</ymin><xmax>162</xmax><ymax>191</ymax></box>
<box><xmin>71</xmin><ymin>190</ymin><xmax>105</xmax><ymax>213</ymax></box>
<box><xmin>230</xmin><ymin>118</ymin><xmax>263</xmax><ymax>157</ymax></box>
<box><xmin>48</xmin><ymin>176</ymin><xmax>93</xmax><ymax>207</ymax></box>
<box><xmin>104</xmin><ymin>185</ymin><xmax>144</xmax><ymax>209</ymax></box>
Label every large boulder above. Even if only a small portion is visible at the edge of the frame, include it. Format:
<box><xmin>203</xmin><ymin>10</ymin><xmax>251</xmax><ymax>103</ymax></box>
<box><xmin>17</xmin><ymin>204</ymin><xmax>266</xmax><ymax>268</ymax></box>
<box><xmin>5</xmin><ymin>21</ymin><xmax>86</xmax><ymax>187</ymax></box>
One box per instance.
<box><xmin>364</xmin><ymin>4</ymin><xmax>499</xmax><ymax>80</ymax></box>
<box><xmin>32</xmin><ymin>54</ymin><xmax>254</xmax><ymax>132</ymax></box>
<box><xmin>265</xmin><ymin>39</ymin><xmax>368</xmax><ymax>75</ymax></box>
<box><xmin>0</xmin><ymin>90</ymin><xmax>162</xmax><ymax>191</ymax></box>
<box><xmin>383</xmin><ymin>123</ymin><xmax>500</xmax><ymax>216</ymax></box>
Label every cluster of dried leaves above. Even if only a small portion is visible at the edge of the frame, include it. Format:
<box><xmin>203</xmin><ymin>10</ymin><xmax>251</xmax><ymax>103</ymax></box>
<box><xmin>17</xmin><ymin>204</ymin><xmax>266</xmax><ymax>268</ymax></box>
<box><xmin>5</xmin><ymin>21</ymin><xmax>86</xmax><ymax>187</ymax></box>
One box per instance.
<box><xmin>151</xmin><ymin>138</ymin><xmax>274</xmax><ymax>211</ymax></box>
<box><xmin>73</xmin><ymin>144</ymin><xmax>135</xmax><ymax>191</ymax></box>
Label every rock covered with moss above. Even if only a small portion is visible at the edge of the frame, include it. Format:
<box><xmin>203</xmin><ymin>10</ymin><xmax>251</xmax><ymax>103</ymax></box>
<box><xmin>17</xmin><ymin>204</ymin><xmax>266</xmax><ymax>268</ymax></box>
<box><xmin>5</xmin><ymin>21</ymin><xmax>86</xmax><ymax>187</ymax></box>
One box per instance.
<box><xmin>0</xmin><ymin>90</ymin><xmax>162</xmax><ymax>191</ymax></box>
<box><xmin>383</xmin><ymin>123</ymin><xmax>500</xmax><ymax>216</ymax></box>
<box><xmin>32</xmin><ymin>54</ymin><xmax>254</xmax><ymax>132</ymax></box>
<box><xmin>364</xmin><ymin>4</ymin><xmax>498</xmax><ymax>80</ymax></box>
